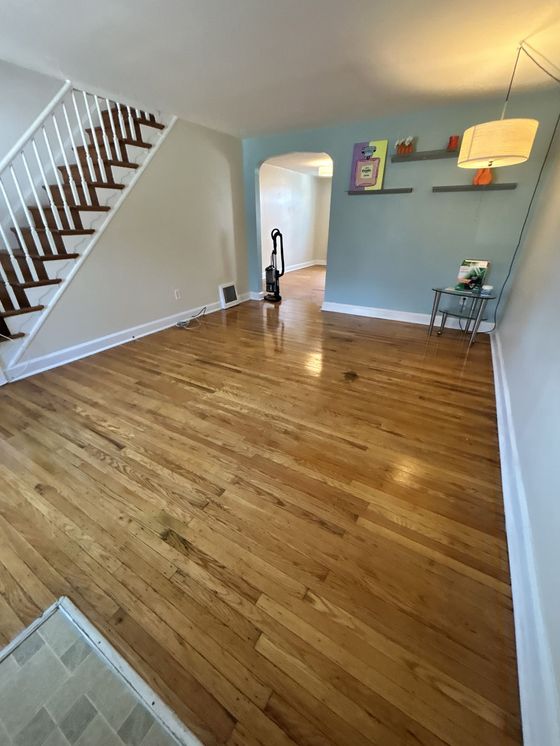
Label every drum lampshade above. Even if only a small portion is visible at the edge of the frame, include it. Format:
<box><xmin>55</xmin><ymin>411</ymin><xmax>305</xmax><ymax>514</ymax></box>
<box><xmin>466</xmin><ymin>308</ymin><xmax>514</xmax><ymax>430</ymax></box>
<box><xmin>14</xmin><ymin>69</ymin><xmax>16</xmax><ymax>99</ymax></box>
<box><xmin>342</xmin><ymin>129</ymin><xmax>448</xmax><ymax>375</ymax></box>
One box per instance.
<box><xmin>458</xmin><ymin>118</ymin><xmax>539</xmax><ymax>168</ymax></box>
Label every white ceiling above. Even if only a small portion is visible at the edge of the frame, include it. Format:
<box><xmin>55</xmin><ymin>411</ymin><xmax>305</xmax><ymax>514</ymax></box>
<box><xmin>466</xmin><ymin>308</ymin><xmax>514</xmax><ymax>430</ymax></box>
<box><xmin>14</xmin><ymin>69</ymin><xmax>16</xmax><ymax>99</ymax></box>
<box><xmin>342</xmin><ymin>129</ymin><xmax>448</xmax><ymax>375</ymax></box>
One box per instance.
<box><xmin>265</xmin><ymin>153</ymin><xmax>333</xmax><ymax>176</ymax></box>
<box><xmin>1</xmin><ymin>0</ymin><xmax>559</xmax><ymax>137</ymax></box>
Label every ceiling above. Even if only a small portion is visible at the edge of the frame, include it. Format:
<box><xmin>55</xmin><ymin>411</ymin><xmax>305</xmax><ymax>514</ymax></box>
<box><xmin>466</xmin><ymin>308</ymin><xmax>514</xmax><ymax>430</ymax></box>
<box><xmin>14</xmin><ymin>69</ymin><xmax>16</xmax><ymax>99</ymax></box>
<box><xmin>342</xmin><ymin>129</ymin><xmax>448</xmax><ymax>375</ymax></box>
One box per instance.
<box><xmin>1</xmin><ymin>0</ymin><xmax>559</xmax><ymax>137</ymax></box>
<box><xmin>265</xmin><ymin>153</ymin><xmax>333</xmax><ymax>176</ymax></box>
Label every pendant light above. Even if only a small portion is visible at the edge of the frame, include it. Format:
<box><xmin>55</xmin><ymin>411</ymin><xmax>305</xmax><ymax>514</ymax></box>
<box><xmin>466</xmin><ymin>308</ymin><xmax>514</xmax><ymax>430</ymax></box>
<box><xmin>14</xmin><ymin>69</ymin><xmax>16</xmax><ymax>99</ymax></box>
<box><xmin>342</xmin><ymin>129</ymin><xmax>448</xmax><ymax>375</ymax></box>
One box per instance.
<box><xmin>458</xmin><ymin>47</ymin><xmax>539</xmax><ymax>168</ymax></box>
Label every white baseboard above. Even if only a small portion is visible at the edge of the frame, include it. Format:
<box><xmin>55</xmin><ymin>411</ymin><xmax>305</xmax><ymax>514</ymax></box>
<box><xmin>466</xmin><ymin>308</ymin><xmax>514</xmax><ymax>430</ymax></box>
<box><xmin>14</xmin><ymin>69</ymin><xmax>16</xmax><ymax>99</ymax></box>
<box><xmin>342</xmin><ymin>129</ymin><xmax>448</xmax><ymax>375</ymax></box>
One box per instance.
<box><xmin>491</xmin><ymin>333</ymin><xmax>560</xmax><ymax>746</ymax></box>
<box><xmin>321</xmin><ymin>300</ymin><xmax>493</xmax><ymax>332</ymax></box>
<box><xmin>261</xmin><ymin>258</ymin><xmax>326</xmax><ymax>279</ymax></box>
<box><xmin>6</xmin><ymin>294</ymin><xmax>251</xmax><ymax>383</ymax></box>
<box><xmin>249</xmin><ymin>291</ymin><xmax>265</xmax><ymax>301</ymax></box>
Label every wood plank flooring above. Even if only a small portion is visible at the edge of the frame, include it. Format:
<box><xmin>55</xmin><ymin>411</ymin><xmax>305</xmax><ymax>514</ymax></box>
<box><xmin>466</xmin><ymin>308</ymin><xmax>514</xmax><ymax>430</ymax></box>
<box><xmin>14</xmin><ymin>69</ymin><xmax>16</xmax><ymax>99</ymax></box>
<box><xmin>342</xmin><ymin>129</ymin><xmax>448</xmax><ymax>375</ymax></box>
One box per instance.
<box><xmin>0</xmin><ymin>267</ymin><xmax>521</xmax><ymax>745</ymax></box>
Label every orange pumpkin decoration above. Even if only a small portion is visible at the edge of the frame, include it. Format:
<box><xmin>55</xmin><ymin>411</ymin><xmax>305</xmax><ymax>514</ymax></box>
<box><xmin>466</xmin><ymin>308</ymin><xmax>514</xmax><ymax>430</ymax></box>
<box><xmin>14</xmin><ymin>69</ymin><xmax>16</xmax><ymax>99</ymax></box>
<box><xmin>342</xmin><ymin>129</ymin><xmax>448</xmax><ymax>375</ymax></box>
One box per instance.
<box><xmin>473</xmin><ymin>168</ymin><xmax>493</xmax><ymax>186</ymax></box>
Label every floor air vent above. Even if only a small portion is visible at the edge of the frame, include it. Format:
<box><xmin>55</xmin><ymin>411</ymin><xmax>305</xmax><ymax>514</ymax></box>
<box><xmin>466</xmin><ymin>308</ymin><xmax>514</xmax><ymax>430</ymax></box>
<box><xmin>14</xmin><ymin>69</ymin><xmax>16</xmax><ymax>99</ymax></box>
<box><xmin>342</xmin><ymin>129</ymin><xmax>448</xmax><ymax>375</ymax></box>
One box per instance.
<box><xmin>219</xmin><ymin>282</ymin><xmax>240</xmax><ymax>309</ymax></box>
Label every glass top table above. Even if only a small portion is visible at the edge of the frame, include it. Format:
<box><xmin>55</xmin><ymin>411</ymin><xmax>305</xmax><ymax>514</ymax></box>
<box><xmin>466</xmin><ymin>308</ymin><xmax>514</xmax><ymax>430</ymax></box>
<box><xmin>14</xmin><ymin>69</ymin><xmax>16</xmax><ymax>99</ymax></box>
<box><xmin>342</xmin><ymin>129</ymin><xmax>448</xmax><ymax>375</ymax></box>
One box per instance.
<box><xmin>428</xmin><ymin>287</ymin><xmax>496</xmax><ymax>345</ymax></box>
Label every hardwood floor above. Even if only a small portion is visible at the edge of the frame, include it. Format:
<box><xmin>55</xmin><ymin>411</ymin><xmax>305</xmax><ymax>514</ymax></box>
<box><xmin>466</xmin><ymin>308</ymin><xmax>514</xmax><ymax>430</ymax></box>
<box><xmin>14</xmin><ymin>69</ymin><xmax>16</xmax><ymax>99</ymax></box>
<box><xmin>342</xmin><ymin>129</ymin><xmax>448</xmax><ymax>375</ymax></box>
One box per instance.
<box><xmin>0</xmin><ymin>266</ymin><xmax>521</xmax><ymax>745</ymax></box>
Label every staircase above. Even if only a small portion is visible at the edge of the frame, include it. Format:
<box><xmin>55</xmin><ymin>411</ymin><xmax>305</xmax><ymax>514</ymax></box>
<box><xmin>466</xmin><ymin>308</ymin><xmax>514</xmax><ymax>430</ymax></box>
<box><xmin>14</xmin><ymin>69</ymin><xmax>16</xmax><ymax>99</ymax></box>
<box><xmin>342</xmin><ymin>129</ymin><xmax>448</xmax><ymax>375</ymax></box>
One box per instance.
<box><xmin>0</xmin><ymin>83</ymin><xmax>170</xmax><ymax>375</ymax></box>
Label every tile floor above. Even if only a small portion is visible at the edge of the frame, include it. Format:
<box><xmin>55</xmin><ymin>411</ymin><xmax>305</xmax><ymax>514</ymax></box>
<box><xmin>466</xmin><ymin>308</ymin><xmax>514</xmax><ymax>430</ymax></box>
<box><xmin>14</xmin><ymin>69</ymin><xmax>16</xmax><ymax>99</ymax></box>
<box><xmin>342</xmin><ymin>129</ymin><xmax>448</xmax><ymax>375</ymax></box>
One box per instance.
<box><xmin>0</xmin><ymin>610</ymin><xmax>180</xmax><ymax>746</ymax></box>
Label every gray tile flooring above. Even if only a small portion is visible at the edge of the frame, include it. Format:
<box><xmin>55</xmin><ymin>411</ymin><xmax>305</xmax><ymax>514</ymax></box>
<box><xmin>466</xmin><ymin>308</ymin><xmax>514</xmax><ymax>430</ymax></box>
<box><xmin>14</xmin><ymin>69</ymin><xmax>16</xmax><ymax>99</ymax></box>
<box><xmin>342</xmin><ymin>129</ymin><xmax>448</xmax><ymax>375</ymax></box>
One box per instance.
<box><xmin>0</xmin><ymin>610</ymin><xmax>180</xmax><ymax>746</ymax></box>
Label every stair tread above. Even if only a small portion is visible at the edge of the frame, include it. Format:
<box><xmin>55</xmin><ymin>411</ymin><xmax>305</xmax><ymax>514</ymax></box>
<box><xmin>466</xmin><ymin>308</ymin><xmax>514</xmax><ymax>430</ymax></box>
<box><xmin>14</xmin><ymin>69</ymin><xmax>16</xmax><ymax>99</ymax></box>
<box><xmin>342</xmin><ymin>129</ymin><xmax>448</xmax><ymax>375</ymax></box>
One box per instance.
<box><xmin>29</xmin><ymin>203</ymin><xmax>110</xmax><ymax>213</ymax></box>
<box><xmin>53</xmin><ymin>204</ymin><xmax>110</xmax><ymax>212</ymax></box>
<box><xmin>12</xmin><ymin>252</ymin><xmax>80</xmax><ymax>262</ymax></box>
<box><xmin>0</xmin><ymin>332</ymin><xmax>25</xmax><ymax>341</ymax></box>
<box><xmin>85</xmin><ymin>128</ymin><xmax>152</xmax><ymax>149</ymax></box>
<box><xmin>13</xmin><ymin>227</ymin><xmax>95</xmax><ymax>236</ymax></box>
<box><xmin>0</xmin><ymin>304</ymin><xmax>44</xmax><ymax>318</ymax></box>
<box><xmin>75</xmin><ymin>150</ymin><xmax>140</xmax><ymax>169</ymax></box>
<box><xmin>136</xmin><ymin>119</ymin><xmax>165</xmax><ymax>130</ymax></box>
<box><xmin>12</xmin><ymin>279</ymin><xmax>63</xmax><ymax>289</ymax></box>
<box><xmin>105</xmin><ymin>109</ymin><xmax>165</xmax><ymax>130</ymax></box>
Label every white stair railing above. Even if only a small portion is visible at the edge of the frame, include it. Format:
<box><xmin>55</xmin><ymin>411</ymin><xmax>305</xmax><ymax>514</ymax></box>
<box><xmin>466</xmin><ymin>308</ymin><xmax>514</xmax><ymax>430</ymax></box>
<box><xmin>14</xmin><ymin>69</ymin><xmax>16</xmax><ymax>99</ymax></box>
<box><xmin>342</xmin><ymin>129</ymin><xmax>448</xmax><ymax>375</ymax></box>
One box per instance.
<box><xmin>0</xmin><ymin>81</ymin><xmax>163</xmax><ymax>373</ymax></box>
<box><xmin>0</xmin><ymin>80</ymin><xmax>159</xmax><ymax>331</ymax></box>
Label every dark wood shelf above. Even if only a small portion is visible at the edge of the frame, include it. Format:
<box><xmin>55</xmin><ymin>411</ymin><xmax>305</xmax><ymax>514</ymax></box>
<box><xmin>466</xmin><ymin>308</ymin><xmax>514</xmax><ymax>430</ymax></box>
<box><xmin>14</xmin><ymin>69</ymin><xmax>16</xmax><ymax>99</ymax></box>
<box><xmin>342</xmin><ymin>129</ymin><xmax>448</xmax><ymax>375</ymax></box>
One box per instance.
<box><xmin>391</xmin><ymin>149</ymin><xmax>458</xmax><ymax>163</ymax></box>
<box><xmin>432</xmin><ymin>183</ymin><xmax>518</xmax><ymax>193</ymax></box>
<box><xmin>347</xmin><ymin>187</ymin><xmax>413</xmax><ymax>195</ymax></box>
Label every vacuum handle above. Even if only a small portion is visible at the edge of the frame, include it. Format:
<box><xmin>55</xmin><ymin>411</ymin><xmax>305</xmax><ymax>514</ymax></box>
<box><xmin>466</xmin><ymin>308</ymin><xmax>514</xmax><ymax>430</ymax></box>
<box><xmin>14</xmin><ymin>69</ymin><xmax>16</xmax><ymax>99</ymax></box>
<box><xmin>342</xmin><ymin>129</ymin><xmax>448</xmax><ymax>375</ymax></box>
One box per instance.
<box><xmin>271</xmin><ymin>228</ymin><xmax>285</xmax><ymax>277</ymax></box>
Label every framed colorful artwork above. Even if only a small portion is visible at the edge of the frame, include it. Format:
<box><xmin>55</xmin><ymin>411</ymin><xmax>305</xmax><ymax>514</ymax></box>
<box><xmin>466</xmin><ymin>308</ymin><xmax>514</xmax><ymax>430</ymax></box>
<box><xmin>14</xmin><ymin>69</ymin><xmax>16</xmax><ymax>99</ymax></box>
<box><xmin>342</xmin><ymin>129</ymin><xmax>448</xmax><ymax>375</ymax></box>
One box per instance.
<box><xmin>349</xmin><ymin>140</ymin><xmax>388</xmax><ymax>192</ymax></box>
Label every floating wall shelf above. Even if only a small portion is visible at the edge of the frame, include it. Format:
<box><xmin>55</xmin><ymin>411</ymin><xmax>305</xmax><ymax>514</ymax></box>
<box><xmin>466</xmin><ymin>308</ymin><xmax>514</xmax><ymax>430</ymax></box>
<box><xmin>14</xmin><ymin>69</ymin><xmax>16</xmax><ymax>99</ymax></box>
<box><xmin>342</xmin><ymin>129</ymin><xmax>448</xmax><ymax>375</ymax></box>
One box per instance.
<box><xmin>391</xmin><ymin>149</ymin><xmax>458</xmax><ymax>163</ymax></box>
<box><xmin>432</xmin><ymin>184</ymin><xmax>518</xmax><ymax>193</ymax></box>
<box><xmin>347</xmin><ymin>188</ymin><xmax>413</xmax><ymax>195</ymax></box>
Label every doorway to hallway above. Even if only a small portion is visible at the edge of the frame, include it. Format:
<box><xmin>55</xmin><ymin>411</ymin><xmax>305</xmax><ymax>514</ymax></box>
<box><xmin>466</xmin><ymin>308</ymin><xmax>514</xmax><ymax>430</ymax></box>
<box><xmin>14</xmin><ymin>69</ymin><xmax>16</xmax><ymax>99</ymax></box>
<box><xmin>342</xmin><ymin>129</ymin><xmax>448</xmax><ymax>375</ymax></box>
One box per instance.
<box><xmin>258</xmin><ymin>152</ymin><xmax>332</xmax><ymax>302</ymax></box>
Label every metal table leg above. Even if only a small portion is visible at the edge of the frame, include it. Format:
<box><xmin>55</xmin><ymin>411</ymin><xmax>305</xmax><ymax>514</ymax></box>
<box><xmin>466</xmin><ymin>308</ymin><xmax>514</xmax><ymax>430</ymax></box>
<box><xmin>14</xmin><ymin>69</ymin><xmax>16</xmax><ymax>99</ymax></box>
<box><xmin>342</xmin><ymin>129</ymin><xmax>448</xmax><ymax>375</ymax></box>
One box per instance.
<box><xmin>437</xmin><ymin>311</ymin><xmax>448</xmax><ymax>336</ymax></box>
<box><xmin>464</xmin><ymin>297</ymin><xmax>477</xmax><ymax>334</ymax></box>
<box><xmin>469</xmin><ymin>298</ymin><xmax>488</xmax><ymax>346</ymax></box>
<box><xmin>428</xmin><ymin>291</ymin><xmax>441</xmax><ymax>336</ymax></box>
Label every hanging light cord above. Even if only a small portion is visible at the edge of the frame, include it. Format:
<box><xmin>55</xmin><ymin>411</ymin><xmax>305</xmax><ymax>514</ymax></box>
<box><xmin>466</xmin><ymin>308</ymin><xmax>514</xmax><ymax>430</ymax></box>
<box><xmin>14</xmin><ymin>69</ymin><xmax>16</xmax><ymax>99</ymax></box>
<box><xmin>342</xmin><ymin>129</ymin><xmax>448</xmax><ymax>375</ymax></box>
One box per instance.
<box><xmin>520</xmin><ymin>44</ymin><xmax>560</xmax><ymax>86</ymax></box>
<box><xmin>501</xmin><ymin>46</ymin><xmax>522</xmax><ymax>119</ymax></box>
<box><xmin>491</xmin><ymin>45</ymin><xmax>560</xmax><ymax>330</ymax></box>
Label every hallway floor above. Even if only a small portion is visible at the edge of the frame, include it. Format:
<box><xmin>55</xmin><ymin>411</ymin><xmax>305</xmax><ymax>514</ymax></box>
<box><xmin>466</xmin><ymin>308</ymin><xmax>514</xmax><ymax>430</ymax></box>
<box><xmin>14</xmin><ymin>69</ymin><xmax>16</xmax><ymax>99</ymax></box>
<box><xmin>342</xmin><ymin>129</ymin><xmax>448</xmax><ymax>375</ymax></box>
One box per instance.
<box><xmin>0</xmin><ymin>284</ymin><xmax>520</xmax><ymax>745</ymax></box>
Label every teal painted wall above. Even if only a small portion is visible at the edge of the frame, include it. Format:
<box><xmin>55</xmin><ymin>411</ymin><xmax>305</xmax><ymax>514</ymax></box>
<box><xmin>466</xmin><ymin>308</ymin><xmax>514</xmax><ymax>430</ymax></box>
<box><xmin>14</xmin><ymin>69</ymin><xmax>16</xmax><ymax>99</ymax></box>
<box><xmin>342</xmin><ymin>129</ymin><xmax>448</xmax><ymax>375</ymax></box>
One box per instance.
<box><xmin>243</xmin><ymin>91</ymin><xmax>558</xmax><ymax>317</ymax></box>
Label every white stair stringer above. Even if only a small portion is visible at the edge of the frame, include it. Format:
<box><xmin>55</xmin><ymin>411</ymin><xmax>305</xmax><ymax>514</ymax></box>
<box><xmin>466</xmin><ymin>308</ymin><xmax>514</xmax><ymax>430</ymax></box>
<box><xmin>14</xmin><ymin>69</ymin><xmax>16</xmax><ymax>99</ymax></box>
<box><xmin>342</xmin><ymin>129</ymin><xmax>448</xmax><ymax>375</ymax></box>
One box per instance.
<box><xmin>1</xmin><ymin>115</ymin><xmax>177</xmax><ymax>376</ymax></box>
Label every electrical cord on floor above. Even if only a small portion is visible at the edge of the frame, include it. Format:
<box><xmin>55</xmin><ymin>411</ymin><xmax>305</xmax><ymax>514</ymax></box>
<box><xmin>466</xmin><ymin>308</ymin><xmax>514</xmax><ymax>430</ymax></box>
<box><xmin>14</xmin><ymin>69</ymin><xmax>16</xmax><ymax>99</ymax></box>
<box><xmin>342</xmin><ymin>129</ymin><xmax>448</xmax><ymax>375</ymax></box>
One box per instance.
<box><xmin>175</xmin><ymin>306</ymin><xmax>207</xmax><ymax>330</ymax></box>
<box><xmin>489</xmin><ymin>43</ymin><xmax>560</xmax><ymax>331</ymax></box>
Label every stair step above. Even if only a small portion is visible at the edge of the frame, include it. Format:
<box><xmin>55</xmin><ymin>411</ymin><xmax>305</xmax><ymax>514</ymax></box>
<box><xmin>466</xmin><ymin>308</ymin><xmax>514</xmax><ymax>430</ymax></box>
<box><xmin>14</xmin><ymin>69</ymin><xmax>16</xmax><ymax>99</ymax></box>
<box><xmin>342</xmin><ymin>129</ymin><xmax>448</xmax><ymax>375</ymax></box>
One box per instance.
<box><xmin>52</xmin><ymin>205</ymin><xmax>111</xmax><ymax>212</ymax></box>
<box><xmin>75</xmin><ymin>147</ymin><xmax>140</xmax><ymax>170</ymax></box>
<box><xmin>136</xmin><ymin>118</ymin><xmax>165</xmax><ymax>130</ymax></box>
<box><xmin>13</xmin><ymin>227</ymin><xmax>95</xmax><ymax>237</ymax></box>
<box><xmin>12</xmin><ymin>253</ymin><xmax>80</xmax><ymax>262</ymax></box>
<box><xmin>85</xmin><ymin>127</ymin><xmax>153</xmax><ymax>151</ymax></box>
<box><xmin>12</xmin><ymin>279</ymin><xmax>63</xmax><ymax>289</ymax></box>
<box><xmin>0</xmin><ymin>331</ymin><xmax>25</xmax><ymax>341</ymax></box>
<box><xmin>0</xmin><ymin>304</ymin><xmax>44</xmax><ymax>318</ymax></box>
<box><xmin>59</xmin><ymin>163</ymin><xmax>131</xmax><ymax>186</ymax></box>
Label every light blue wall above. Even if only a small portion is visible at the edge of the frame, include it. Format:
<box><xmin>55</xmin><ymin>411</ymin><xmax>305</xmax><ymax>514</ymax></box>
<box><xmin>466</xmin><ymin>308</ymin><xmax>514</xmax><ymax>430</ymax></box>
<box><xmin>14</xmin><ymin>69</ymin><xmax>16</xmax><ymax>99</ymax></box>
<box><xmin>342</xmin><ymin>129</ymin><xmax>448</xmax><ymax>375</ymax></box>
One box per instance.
<box><xmin>243</xmin><ymin>91</ymin><xmax>558</xmax><ymax>316</ymax></box>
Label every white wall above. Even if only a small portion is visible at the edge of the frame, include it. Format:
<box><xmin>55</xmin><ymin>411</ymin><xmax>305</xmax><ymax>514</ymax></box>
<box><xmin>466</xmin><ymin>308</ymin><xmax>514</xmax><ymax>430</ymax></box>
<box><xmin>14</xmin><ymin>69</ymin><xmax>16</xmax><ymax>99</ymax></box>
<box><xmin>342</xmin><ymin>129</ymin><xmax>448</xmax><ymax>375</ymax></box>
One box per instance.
<box><xmin>313</xmin><ymin>175</ymin><xmax>332</xmax><ymax>262</ymax></box>
<box><xmin>18</xmin><ymin>118</ymin><xmax>248</xmax><ymax>362</ymax></box>
<box><xmin>259</xmin><ymin>164</ymin><xmax>331</xmax><ymax>272</ymax></box>
<box><xmin>496</xmin><ymin>130</ymin><xmax>560</xmax><ymax>744</ymax></box>
<box><xmin>0</xmin><ymin>59</ymin><xmax>62</xmax><ymax>162</ymax></box>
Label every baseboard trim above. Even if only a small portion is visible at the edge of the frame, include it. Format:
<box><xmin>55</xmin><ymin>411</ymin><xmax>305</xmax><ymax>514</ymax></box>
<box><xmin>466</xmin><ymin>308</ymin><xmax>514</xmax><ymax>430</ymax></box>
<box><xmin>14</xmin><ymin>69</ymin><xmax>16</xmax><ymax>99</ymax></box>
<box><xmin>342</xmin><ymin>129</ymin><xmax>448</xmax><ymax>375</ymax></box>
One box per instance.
<box><xmin>491</xmin><ymin>333</ymin><xmax>560</xmax><ymax>746</ymax></box>
<box><xmin>7</xmin><ymin>294</ymin><xmax>251</xmax><ymax>383</ymax></box>
<box><xmin>321</xmin><ymin>300</ymin><xmax>493</xmax><ymax>332</ymax></box>
<box><xmin>261</xmin><ymin>259</ymin><xmax>326</xmax><ymax>279</ymax></box>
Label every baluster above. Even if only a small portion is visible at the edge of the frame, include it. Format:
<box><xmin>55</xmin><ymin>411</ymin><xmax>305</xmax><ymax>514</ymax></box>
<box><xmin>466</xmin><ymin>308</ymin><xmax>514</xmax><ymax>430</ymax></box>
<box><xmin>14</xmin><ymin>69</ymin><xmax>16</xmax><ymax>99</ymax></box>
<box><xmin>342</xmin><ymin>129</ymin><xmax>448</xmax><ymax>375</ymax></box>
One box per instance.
<box><xmin>0</xmin><ymin>259</ymin><xmax>19</xmax><ymax>310</ymax></box>
<box><xmin>69</xmin><ymin>93</ymin><xmax>97</xmax><ymax>182</ymax></box>
<box><xmin>49</xmin><ymin>115</ymin><xmax>86</xmax><ymax>207</ymax></box>
<box><xmin>10</xmin><ymin>165</ymin><xmax>45</xmax><ymax>256</ymax></box>
<box><xmin>104</xmin><ymin>97</ymin><xmax>123</xmax><ymax>162</ymax></box>
<box><xmin>94</xmin><ymin>96</ymin><xmax>118</xmax><ymax>162</ymax></box>
<box><xmin>31</xmin><ymin>139</ymin><xmax>65</xmax><ymax>231</ymax></box>
<box><xmin>81</xmin><ymin>90</ymin><xmax>108</xmax><ymax>182</ymax></box>
<box><xmin>134</xmin><ymin>108</ymin><xmax>141</xmax><ymax>120</ymax></box>
<box><xmin>59</xmin><ymin>105</ymin><xmax>93</xmax><ymax>204</ymax></box>
<box><xmin>0</xmin><ymin>179</ymin><xmax>40</xmax><ymax>281</ymax></box>
<box><xmin>38</xmin><ymin>128</ymin><xmax>77</xmax><ymax>227</ymax></box>
<box><xmin>21</xmin><ymin>152</ymin><xmax>60</xmax><ymax>255</ymax></box>
<box><xmin>115</xmin><ymin>102</ymin><xmax>128</xmax><ymax>141</ymax></box>
<box><xmin>125</xmin><ymin>105</ymin><xmax>136</xmax><ymax>143</ymax></box>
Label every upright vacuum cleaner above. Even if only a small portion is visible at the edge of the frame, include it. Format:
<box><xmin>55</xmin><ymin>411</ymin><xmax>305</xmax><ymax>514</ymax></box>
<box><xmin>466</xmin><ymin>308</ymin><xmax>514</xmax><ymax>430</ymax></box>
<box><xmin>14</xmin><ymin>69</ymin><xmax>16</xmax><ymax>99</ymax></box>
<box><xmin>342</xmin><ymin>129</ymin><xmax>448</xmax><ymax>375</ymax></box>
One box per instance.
<box><xmin>264</xmin><ymin>228</ymin><xmax>285</xmax><ymax>303</ymax></box>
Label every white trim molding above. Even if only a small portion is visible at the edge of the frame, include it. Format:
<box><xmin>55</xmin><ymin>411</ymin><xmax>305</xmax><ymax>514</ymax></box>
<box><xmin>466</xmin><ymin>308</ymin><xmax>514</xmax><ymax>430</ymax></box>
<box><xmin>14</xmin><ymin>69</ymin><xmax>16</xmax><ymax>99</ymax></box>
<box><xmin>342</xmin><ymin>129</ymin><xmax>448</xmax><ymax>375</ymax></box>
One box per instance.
<box><xmin>261</xmin><ymin>258</ymin><xmax>326</xmax><ymax>279</ymax></box>
<box><xmin>321</xmin><ymin>300</ymin><xmax>493</xmax><ymax>332</ymax></box>
<box><xmin>7</xmin><ymin>293</ymin><xmax>251</xmax><ymax>382</ymax></box>
<box><xmin>491</xmin><ymin>333</ymin><xmax>560</xmax><ymax>746</ymax></box>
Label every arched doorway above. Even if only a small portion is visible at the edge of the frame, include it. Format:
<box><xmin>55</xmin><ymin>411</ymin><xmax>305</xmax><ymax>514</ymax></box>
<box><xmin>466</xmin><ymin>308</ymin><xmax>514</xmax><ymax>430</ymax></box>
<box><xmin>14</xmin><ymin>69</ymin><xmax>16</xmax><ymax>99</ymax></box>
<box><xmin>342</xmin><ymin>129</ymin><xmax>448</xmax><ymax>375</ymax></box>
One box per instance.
<box><xmin>258</xmin><ymin>152</ymin><xmax>333</xmax><ymax>304</ymax></box>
